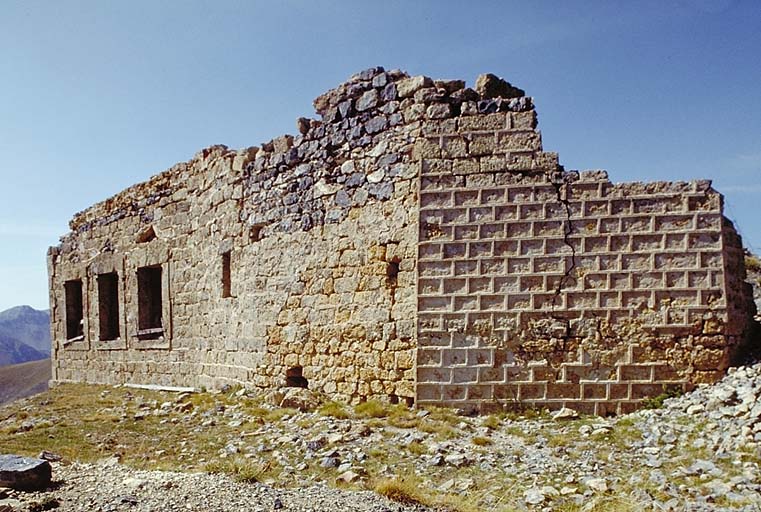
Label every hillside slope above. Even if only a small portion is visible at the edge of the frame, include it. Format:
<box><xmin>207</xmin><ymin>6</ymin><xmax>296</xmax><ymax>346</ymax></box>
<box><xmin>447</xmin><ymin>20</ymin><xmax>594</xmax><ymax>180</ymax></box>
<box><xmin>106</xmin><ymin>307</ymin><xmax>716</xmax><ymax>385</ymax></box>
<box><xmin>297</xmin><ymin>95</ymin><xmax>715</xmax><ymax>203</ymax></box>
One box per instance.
<box><xmin>0</xmin><ymin>358</ymin><xmax>50</xmax><ymax>405</ymax></box>
<box><xmin>0</xmin><ymin>333</ymin><xmax>47</xmax><ymax>366</ymax></box>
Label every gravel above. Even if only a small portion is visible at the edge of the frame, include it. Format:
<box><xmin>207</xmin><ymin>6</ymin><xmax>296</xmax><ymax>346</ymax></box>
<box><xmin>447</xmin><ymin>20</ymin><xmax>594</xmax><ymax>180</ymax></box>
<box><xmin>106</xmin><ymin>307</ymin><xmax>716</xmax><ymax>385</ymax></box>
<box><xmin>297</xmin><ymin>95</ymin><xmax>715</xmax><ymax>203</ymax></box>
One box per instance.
<box><xmin>1</xmin><ymin>460</ymin><xmax>433</xmax><ymax>512</ymax></box>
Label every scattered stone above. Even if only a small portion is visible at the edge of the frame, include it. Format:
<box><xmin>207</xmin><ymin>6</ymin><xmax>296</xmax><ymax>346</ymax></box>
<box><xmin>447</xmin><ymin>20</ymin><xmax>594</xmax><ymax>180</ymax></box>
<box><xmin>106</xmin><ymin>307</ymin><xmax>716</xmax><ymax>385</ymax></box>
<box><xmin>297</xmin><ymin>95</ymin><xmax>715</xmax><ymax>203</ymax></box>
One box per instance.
<box><xmin>585</xmin><ymin>478</ymin><xmax>608</xmax><ymax>493</ymax></box>
<box><xmin>36</xmin><ymin>452</ymin><xmax>61</xmax><ymax>463</ymax></box>
<box><xmin>524</xmin><ymin>487</ymin><xmax>545</xmax><ymax>504</ymax></box>
<box><xmin>337</xmin><ymin>470</ymin><xmax>360</xmax><ymax>484</ymax></box>
<box><xmin>551</xmin><ymin>407</ymin><xmax>579</xmax><ymax>420</ymax></box>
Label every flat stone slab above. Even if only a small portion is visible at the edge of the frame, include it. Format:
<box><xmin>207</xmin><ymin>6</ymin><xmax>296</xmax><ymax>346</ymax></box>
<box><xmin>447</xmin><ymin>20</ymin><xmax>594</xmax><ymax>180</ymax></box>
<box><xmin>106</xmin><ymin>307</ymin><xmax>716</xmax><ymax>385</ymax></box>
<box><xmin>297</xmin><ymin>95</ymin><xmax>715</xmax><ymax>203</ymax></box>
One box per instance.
<box><xmin>0</xmin><ymin>454</ymin><xmax>51</xmax><ymax>491</ymax></box>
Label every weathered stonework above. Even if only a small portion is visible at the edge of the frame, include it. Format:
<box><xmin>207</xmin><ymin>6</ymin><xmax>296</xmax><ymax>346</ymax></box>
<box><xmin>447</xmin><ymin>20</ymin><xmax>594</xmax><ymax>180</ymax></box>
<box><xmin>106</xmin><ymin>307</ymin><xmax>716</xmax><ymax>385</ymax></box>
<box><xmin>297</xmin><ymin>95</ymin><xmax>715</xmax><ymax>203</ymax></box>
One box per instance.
<box><xmin>48</xmin><ymin>67</ymin><xmax>757</xmax><ymax>413</ymax></box>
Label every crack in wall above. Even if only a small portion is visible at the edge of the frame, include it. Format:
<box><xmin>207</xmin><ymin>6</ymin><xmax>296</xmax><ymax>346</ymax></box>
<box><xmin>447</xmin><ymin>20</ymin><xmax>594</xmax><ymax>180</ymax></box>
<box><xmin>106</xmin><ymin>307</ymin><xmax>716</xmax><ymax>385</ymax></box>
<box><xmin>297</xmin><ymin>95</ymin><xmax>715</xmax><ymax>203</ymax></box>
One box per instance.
<box><xmin>548</xmin><ymin>169</ymin><xmax>578</xmax><ymax>313</ymax></box>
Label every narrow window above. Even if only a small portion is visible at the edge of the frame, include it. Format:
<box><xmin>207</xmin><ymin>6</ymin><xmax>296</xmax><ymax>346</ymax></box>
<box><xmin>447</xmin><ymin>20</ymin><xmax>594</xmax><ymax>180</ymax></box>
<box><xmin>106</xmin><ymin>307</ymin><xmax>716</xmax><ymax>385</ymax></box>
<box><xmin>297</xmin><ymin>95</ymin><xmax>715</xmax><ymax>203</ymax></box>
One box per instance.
<box><xmin>250</xmin><ymin>224</ymin><xmax>265</xmax><ymax>242</ymax></box>
<box><xmin>137</xmin><ymin>266</ymin><xmax>163</xmax><ymax>339</ymax></box>
<box><xmin>64</xmin><ymin>279</ymin><xmax>84</xmax><ymax>341</ymax></box>
<box><xmin>386</xmin><ymin>257</ymin><xmax>400</xmax><ymax>286</ymax></box>
<box><xmin>97</xmin><ymin>272</ymin><xmax>120</xmax><ymax>341</ymax></box>
<box><xmin>221</xmin><ymin>251</ymin><xmax>232</xmax><ymax>298</ymax></box>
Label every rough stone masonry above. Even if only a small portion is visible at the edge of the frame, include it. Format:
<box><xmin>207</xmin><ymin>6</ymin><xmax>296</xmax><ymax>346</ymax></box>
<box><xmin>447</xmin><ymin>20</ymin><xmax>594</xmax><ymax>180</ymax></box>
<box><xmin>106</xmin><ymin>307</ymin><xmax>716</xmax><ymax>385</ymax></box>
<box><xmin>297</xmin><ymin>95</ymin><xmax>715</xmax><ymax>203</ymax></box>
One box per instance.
<box><xmin>48</xmin><ymin>67</ymin><xmax>758</xmax><ymax>414</ymax></box>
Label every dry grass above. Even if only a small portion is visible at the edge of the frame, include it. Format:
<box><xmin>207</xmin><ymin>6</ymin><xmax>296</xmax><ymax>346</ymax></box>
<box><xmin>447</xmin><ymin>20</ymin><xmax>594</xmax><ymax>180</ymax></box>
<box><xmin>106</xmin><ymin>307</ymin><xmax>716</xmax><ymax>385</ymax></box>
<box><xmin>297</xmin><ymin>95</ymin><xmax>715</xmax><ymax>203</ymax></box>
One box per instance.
<box><xmin>204</xmin><ymin>457</ymin><xmax>277</xmax><ymax>483</ymax></box>
<box><xmin>354</xmin><ymin>400</ymin><xmax>388</xmax><ymax>418</ymax></box>
<box><xmin>373</xmin><ymin>476</ymin><xmax>481</xmax><ymax>512</ymax></box>
<box><xmin>374</xmin><ymin>477</ymin><xmax>428</xmax><ymax>505</ymax></box>
<box><xmin>318</xmin><ymin>401</ymin><xmax>350</xmax><ymax>419</ymax></box>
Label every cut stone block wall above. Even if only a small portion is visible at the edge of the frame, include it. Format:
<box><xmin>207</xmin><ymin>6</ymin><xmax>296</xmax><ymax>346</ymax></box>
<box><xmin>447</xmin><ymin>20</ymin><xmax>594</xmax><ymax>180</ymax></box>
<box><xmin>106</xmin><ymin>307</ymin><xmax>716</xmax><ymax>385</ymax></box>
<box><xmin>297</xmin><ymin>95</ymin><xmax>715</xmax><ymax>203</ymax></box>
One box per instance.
<box><xmin>414</xmin><ymin>113</ymin><xmax>755</xmax><ymax>414</ymax></box>
<box><xmin>48</xmin><ymin>67</ymin><xmax>756</xmax><ymax>412</ymax></box>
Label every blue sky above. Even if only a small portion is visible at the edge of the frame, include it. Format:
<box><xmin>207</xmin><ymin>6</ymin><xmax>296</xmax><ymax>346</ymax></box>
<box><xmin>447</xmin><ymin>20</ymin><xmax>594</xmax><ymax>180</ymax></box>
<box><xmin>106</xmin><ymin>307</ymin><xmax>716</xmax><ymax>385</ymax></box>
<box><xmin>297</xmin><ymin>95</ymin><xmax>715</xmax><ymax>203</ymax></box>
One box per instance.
<box><xmin>0</xmin><ymin>0</ymin><xmax>759</xmax><ymax>312</ymax></box>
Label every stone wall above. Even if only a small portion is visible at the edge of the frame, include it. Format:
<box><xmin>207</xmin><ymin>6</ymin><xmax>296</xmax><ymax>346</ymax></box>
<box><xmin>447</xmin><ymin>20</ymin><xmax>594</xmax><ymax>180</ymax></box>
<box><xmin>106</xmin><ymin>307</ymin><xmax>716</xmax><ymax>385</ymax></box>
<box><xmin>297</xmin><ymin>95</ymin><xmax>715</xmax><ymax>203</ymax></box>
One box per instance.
<box><xmin>49</xmin><ymin>67</ymin><xmax>756</xmax><ymax>412</ymax></box>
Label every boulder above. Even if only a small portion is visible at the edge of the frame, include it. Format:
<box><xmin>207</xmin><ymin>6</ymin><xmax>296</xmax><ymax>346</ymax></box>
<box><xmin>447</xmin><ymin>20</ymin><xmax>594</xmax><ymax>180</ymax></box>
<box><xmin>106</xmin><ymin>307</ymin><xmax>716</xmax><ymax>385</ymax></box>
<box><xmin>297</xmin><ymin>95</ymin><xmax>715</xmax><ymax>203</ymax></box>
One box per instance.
<box><xmin>279</xmin><ymin>387</ymin><xmax>321</xmax><ymax>412</ymax></box>
<box><xmin>0</xmin><ymin>455</ymin><xmax>51</xmax><ymax>491</ymax></box>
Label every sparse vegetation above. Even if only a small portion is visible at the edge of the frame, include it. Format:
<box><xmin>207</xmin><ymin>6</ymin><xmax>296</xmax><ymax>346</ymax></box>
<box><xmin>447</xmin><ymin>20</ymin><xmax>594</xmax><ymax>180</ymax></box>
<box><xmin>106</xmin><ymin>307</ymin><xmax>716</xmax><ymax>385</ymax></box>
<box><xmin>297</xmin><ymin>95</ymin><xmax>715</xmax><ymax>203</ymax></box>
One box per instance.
<box><xmin>481</xmin><ymin>415</ymin><xmax>501</xmax><ymax>430</ymax></box>
<box><xmin>1</xmin><ymin>380</ymin><xmax>758</xmax><ymax>511</ymax></box>
<box><xmin>374</xmin><ymin>476</ymin><xmax>427</xmax><ymax>505</ymax></box>
<box><xmin>640</xmin><ymin>386</ymin><xmax>683</xmax><ymax>409</ymax></box>
<box><xmin>471</xmin><ymin>436</ymin><xmax>492</xmax><ymax>446</ymax></box>
<box><xmin>318</xmin><ymin>401</ymin><xmax>350</xmax><ymax>419</ymax></box>
<box><xmin>354</xmin><ymin>400</ymin><xmax>388</xmax><ymax>418</ymax></box>
<box><xmin>204</xmin><ymin>457</ymin><xmax>276</xmax><ymax>483</ymax></box>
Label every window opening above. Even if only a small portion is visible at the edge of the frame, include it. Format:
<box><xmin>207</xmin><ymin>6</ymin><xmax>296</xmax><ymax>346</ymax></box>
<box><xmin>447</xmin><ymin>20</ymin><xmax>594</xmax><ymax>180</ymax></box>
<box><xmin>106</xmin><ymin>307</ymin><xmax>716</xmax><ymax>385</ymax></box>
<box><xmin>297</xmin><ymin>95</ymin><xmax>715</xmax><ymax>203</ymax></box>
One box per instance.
<box><xmin>285</xmin><ymin>366</ymin><xmax>308</xmax><ymax>388</ymax></box>
<box><xmin>222</xmin><ymin>251</ymin><xmax>232</xmax><ymax>298</ymax></box>
<box><xmin>386</xmin><ymin>257</ymin><xmax>400</xmax><ymax>286</ymax></box>
<box><xmin>137</xmin><ymin>265</ymin><xmax>163</xmax><ymax>339</ymax></box>
<box><xmin>250</xmin><ymin>224</ymin><xmax>265</xmax><ymax>242</ymax></box>
<box><xmin>64</xmin><ymin>279</ymin><xmax>84</xmax><ymax>341</ymax></box>
<box><xmin>97</xmin><ymin>272</ymin><xmax>120</xmax><ymax>341</ymax></box>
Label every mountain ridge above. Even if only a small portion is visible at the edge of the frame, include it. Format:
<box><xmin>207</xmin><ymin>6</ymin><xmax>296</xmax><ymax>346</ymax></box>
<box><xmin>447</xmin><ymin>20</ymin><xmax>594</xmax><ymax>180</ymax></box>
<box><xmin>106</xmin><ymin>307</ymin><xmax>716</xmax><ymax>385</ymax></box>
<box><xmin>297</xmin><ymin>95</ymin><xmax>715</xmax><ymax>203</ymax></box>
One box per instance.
<box><xmin>0</xmin><ymin>305</ymin><xmax>50</xmax><ymax>366</ymax></box>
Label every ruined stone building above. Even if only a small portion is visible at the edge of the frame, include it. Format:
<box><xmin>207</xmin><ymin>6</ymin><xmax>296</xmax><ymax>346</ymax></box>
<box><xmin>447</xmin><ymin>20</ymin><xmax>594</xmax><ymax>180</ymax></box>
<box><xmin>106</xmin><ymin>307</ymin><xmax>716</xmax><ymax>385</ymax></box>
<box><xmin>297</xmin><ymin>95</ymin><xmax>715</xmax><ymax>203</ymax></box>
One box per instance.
<box><xmin>48</xmin><ymin>67</ymin><xmax>757</xmax><ymax>414</ymax></box>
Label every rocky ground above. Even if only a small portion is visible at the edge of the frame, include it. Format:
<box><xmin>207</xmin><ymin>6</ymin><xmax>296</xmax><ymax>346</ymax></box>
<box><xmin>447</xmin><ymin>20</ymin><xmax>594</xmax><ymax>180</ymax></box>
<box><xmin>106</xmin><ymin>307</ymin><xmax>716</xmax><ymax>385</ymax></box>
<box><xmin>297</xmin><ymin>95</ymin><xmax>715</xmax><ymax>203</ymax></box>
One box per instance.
<box><xmin>1</xmin><ymin>361</ymin><xmax>761</xmax><ymax>511</ymax></box>
<box><xmin>0</xmin><ymin>460</ymin><xmax>429</xmax><ymax>512</ymax></box>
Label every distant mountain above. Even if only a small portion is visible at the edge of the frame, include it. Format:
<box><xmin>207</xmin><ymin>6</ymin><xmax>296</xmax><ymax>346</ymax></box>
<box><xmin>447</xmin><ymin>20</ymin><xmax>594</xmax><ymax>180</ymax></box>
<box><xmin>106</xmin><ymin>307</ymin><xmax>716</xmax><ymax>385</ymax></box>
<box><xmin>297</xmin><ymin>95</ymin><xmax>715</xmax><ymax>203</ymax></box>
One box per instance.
<box><xmin>0</xmin><ymin>305</ymin><xmax>51</xmax><ymax>353</ymax></box>
<box><xmin>0</xmin><ymin>305</ymin><xmax>50</xmax><ymax>367</ymax></box>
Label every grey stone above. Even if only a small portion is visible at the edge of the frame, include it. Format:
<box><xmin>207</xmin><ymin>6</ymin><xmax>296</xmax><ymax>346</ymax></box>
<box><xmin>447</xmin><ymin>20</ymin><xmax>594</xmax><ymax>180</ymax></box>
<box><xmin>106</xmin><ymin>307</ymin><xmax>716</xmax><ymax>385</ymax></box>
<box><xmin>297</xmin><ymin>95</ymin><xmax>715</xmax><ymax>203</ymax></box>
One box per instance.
<box><xmin>345</xmin><ymin>173</ymin><xmax>365</xmax><ymax>188</ymax></box>
<box><xmin>478</xmin><ymin>99</ymin><xmax>498</xmax><ymax>113</ymax></box>
<box><xmin>371</xmin><ymin>73</ymin><xmax>388</xmax><ymax>88</ymax></box>
<box><xmin>353</xmin><ymin>66</ymin><xmax>383</xmax><ymax>81</ymax></box>
<box><xmin>338</xmin><ymin>100</ymin><xmax>353</xmax><ymax>119</ymax></box>
<box><xmin>335</xmin><ymin>190</ymin><xmax>351</xmax><ymax>208</ymax></box>
<box><xmin>320</xmin><ymin>456</ymin><xmax>340</xmax><ymax>468</ymax></box>
<box><xmin>380</xmin><ymin>83</ymin><xmax>397</xmax><ymax>102</ymax></box>
<box><xmin>355</xmin><ymin>89</ymin><xmax>378</xmax><ymax>112</ymax></box>
<box><xmin>376</xmin><ymin>153</ymin><xmax>398</xmax><ymax>167</ymax></box>
<box><xmin>0</xmin><ymin>455</ymin><xmax>51</xmax><ymax>491</ymax></box>
<box><xmin>365</xmin><ymin>115</ymin><xmax>388</xmax><ymax>134</ymax></box>
<box><xmin>352</xmin><ymin>188</ymin><xmax>369</xmax><ymax>206</ymax></box>
<box><xmin>367</xmin><ymin>182</ymin><xmax>393</xmax><ymax>200</ymax></box>
<box><xmin>524</xmin><ymin>488</ymin><xmax>545</xmax><ymax>505</ymax></box>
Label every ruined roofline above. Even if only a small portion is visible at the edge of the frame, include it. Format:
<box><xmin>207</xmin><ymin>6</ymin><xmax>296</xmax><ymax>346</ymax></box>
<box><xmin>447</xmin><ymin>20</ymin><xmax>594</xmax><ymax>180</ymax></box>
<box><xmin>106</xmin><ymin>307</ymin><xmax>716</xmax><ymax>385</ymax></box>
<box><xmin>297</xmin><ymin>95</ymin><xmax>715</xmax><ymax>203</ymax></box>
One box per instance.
<box><xmin>566</xmin><ymin>169</ymin><xmax>718</xmax><ymax>196</ymax></box>
<box><xmin>63</xmin><ymin>66</ymin><xmax>533</xmax><ymax>237</ymax></box>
